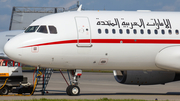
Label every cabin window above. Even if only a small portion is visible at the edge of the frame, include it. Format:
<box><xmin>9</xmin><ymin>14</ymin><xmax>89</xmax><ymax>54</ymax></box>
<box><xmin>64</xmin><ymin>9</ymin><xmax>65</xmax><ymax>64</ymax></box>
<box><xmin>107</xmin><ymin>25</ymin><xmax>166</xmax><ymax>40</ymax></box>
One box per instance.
<box><xmin>119</xmin><ymin>29</ymin><xmax>123</xmax><ymax>34</ymax></box>
<box><xmin>112</xmin><ymin>29</ymin><xmax>116</xmax><ymax>34</ymax></box>
<box><xmin>49</xmin><ymin>26</ymin><xmax>57</xmax><ymax>34</ymax></box>
<box><xmin>126</xmin><ymin>29</ymin><xmax>130</xmax><ymax>34</ymax></box>
<box><xmin>168</xmin><ymin>30</ymin><xmax>172</xmax><ymax>35</ymax></box>
<box><xmin>147</xmin><ymin>29</ymin><xmax>151</xmax><ymax>34</ymax></box>
<box><xmin>175</xmin><ymin>30</ymin><xmax>179</xmax><ymax>35</ymax></box>
<box><xmin>37</xmin><ymin>26</ymin><xmax>48</xmax><ymax>34</ymax></box>
<box><xmin>98</xmin><ymin>29</ymin><xmax>101</xmax><ymax>34</ymax></box>
<box><xmin>140</xmin><ymin>29</ymin><xmax>144</xmax><ymax>34</ymax></box>
<box><xmin>133</xmin><ymin>29</ymin><xmax>137</xmax><ymax>34</ymax></box>
<box><xmin>25</xmin><ymin>26</ymin><xmax>39</xmax><ymax>33</ymax></box>
<box><xmin>105</xmin><ymin>29</ymin><xmax>109</xmax><ymax>34</ymax></box>
<box><xmin>154</xmin><ymin>30</ymin><xmax>158</xmax><ymax>34</ymax></box>
<box><xmin>161</xmin><ymin>30</ymin><xmax>165</xmax><ymax>35</ymax></box>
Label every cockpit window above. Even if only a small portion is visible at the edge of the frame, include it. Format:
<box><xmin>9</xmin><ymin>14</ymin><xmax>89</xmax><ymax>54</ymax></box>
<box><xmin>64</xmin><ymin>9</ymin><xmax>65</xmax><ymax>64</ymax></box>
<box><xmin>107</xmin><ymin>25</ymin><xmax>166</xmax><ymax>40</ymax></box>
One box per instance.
<box><xmin>37</xmin><ymin>26</ymin><xmax>48</xmax><ymax>34</ymax></box>
<box><xmin>48</xmin><ymin>26</ymin><xmax>57</xmax><ymax>34</ymax></box>
<box><xmin>25</xmin><ymin>26</ymin><xmax>39</xmax><ymax>33</ymax></box>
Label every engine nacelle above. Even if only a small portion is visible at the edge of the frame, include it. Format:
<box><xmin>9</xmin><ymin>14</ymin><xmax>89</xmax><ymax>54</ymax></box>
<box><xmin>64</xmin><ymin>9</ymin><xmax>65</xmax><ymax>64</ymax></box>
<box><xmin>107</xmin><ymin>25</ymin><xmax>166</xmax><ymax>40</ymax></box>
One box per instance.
<box><xmin>113</xmin><ymin>70</ymin><xmax>180</xmax><ymax>85</ymax></box>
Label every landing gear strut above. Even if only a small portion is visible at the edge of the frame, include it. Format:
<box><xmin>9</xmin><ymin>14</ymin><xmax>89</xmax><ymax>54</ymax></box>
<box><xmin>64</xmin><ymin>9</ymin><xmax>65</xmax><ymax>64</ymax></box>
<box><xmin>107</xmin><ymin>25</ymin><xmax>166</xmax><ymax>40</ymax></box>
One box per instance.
<box><xmin>66</xmin><ymin>69</ymin><xmax>82</xmax><ymax>96</ymax></box>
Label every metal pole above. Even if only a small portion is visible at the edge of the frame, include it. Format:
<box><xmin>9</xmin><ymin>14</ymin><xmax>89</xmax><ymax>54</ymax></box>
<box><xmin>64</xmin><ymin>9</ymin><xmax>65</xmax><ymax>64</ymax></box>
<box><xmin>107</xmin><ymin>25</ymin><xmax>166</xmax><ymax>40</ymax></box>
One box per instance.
<box><xmin>59</xmin><ymin>69</ymin><xmax>69</xmax><ymax>86</ymax></box>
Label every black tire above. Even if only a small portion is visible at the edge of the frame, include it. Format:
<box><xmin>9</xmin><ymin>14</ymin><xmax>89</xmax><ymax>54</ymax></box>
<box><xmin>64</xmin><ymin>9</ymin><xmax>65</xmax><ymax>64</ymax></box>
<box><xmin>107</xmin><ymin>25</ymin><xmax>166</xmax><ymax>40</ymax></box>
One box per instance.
<box><xmin>66</xmin><ymin>86</ymin><xmax>71</xmax><ymax>95</ymax></box>
<box><xmin>69</xmin><ymin>85</ymin><xmax>80</xmax><ymax>96</ymax></box>
<box><xmin>0</xmin><ymin>86</ymin><xmax>9</xmax><ymax>95</ymax></box>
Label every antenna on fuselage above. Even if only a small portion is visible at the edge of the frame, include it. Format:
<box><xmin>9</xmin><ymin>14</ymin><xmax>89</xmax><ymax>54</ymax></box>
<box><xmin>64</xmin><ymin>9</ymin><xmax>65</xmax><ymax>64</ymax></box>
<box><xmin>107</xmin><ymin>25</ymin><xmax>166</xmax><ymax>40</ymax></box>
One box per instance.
<box><xmin>77</xmin><ymin>4</ymin><xmax>82</xmax><ymax>11</ymax></box>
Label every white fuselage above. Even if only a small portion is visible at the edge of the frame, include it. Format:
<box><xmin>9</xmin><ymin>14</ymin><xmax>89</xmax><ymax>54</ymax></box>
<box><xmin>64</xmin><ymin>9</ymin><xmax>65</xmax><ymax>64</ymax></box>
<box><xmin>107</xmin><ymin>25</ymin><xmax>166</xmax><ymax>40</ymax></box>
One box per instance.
<box><xmin>4</xmin><ymin>11</ymin><xmax>180</xmax><ymax>71</ymax></box>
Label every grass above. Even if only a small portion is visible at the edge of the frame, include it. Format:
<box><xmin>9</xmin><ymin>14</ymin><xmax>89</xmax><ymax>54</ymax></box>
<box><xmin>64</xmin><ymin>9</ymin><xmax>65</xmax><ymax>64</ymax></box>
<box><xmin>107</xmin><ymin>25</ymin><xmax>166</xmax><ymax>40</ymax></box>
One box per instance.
<box><xmin>0</xmin><ymin>98</ymin><xmax>164</xmax><ymax>101</ymax></box>
<box><xmin>33</xmin><ymin>98</ymin><xmax>152</xmax><ymax>101</ymax></box>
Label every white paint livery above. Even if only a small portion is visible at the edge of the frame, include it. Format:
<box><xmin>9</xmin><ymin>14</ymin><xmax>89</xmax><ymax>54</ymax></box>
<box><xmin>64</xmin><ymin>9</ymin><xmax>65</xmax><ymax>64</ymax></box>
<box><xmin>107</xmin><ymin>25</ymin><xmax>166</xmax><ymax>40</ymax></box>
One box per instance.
<box><xmin>4</xmin><ymin>11</ymin><xmax>180</xmax><ymax>71</ymax></box>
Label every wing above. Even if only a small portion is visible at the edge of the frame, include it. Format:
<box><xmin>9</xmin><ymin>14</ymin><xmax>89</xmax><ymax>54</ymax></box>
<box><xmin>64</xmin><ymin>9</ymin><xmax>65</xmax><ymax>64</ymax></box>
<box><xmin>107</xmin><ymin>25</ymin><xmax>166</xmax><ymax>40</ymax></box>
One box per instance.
<box><xmin>0</xmin><ymin>52</ymin><xmax>8</xmax><ymax>59</ymax></box>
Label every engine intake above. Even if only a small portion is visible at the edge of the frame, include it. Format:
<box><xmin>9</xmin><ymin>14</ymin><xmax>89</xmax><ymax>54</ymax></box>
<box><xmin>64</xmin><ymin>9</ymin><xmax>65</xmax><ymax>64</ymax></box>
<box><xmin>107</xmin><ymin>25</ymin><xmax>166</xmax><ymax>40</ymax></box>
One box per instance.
<box><xmin>113</xmin><ymin>70</ymin><xmax>180</xmax><ymax>85</ymax></box>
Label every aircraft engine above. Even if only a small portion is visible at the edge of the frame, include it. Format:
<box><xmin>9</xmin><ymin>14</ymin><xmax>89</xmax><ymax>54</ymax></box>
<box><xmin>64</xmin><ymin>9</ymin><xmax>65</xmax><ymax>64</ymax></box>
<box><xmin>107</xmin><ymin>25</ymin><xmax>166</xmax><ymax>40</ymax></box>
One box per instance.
<box><xmin>113</xmin><ymin>70</ymin><xmax>180</xmax><ymax>85</ymax></box>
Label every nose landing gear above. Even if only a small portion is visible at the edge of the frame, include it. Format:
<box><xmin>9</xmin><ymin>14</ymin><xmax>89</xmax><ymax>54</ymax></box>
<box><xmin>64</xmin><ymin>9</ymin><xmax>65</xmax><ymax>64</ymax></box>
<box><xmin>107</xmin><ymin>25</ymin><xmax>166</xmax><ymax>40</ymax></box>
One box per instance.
<box><xmin>66</xmin><ymin>69</ymin><xmax>82</xmax><ymax>96</ymax></box>
<box><xmin>60</xmin><ymin>69</ymin><xmax>82</xmax><ymax>96</ymax></box>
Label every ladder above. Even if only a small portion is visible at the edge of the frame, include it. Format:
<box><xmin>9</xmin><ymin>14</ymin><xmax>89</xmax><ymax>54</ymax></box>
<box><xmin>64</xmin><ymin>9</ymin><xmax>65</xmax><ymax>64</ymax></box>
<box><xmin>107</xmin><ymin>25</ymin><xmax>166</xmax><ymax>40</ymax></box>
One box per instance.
<box><xmin>33</xmin><ymin>67</ymin><xmax>53</xmax><ymax>95</ymax></box>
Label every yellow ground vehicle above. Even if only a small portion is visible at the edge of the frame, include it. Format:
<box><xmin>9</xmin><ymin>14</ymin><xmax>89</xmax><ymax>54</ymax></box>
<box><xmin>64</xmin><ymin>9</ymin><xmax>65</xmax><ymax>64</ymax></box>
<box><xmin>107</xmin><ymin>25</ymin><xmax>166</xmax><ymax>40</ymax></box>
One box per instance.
<box><xmin>0</xmin><ymin>59</ymin><xmax>24</xmax><ymax>95</ymax></box>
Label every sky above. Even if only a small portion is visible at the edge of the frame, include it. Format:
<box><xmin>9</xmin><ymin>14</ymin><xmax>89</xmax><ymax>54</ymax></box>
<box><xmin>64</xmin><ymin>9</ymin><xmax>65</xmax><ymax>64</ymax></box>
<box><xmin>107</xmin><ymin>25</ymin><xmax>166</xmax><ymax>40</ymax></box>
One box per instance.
<box><xmin>1</xmin><ymin>0</ymin><xmax>180</xmax><ymax>32</ymax></box>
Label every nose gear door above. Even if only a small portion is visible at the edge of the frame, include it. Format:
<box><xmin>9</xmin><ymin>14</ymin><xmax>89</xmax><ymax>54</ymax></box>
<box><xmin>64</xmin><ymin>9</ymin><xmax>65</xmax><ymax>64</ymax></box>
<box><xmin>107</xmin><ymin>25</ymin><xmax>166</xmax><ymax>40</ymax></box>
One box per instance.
<box><xmin>75</xmin><ymin>17</ymin><xmax>92</xmax><ymax>47</ymax></box>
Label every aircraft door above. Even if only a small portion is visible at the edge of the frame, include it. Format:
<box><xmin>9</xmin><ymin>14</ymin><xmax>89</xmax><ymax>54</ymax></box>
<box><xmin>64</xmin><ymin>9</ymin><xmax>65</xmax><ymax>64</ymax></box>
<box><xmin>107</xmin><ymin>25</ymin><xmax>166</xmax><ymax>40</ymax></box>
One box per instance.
<box><xmin>75</xmin><ymin>17</ymin><xmax>92</xmax><ymax>47</ymax></box>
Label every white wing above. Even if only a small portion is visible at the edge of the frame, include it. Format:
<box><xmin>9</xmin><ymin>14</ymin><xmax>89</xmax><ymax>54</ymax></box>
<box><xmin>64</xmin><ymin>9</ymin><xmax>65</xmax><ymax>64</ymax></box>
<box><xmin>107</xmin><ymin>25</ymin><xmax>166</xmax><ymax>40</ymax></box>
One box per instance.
<box><xmin>0</xmin><ymin>52</ymin><xmax>8</xmax><ymax>59</ymax></box>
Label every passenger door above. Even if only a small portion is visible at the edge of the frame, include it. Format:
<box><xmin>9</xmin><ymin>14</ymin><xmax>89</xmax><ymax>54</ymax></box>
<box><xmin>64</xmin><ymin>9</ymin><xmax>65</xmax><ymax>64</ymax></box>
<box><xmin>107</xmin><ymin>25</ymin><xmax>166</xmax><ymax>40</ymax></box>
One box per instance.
<box><xmin>75</xmin><ymin>17</ymin><xmax>92</xmax><ymax>47</ymax></box>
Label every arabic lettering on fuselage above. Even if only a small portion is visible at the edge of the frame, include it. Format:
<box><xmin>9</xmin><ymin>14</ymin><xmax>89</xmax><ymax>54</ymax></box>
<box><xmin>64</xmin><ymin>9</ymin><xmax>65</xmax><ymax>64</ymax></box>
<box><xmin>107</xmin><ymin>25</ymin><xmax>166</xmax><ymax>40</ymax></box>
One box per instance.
<box><xmin>96</xmin><ymin>18</ymin><xmax>171</xmax><ymax>29</ymax></box>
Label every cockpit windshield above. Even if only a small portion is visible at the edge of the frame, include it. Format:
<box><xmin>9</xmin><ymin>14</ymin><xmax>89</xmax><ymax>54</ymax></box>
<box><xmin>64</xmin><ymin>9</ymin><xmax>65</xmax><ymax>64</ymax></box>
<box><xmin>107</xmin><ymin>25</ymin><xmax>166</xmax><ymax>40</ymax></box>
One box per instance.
<box><xmin>25</xmin><ymin>26</ymin><xmax>39</xmax><ymax>33</ymax></box>
<box><xmin>49</xmin><ymin>26</ymin><xmax>57</xmax><ymax>34</ymax></box>
<box><xmin>24</xmin><ymin>25</ymin><xmax>57</xmax><ymax>34</ymax></box>
<box><xmin>37</xmin><ymin>26</ymin><xmax>48</xmax><ymax>34</ymax></box>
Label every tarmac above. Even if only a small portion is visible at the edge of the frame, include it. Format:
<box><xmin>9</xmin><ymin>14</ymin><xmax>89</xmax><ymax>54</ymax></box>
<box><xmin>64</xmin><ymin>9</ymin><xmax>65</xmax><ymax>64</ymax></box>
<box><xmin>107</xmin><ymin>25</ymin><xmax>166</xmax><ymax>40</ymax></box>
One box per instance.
<box><xmin>1</xmin><ymin>71</ymin><xmax>180</xmax><ymax>100</ymax></box>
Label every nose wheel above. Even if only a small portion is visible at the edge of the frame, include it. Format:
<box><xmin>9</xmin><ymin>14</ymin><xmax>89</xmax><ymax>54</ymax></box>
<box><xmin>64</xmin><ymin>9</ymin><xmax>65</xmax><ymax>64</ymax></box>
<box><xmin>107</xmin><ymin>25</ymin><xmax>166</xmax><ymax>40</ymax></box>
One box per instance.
<box><xmin>60</xmin><ymin>69</ymin><xmax>82</xmax><ymax>96</ymax></box>
<box><xmin>66</xmin><ymin>69</ymin><xmax>82</xmax><ymax>96</ymax></box>
<box><xmin>66</xmin><ymin>85</ymin><xmax>80</xmax><ymax>96</ymax></box>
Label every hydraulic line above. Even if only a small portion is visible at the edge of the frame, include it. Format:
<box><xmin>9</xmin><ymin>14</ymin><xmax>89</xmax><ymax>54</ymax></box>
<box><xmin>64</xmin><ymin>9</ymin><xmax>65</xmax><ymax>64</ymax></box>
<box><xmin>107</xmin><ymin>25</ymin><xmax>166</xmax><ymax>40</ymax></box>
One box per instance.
<box><xmin>27</xmin><ymin>70</ymin><xmax>42</xmax><ymax>96</ymax></box>
<box><xmin>33</xmin><ymin>67</ymin><xmax>37</xmax><ymax>84</ymax></box>
<box><xmin>0</xmin><ymin>78</ymin><xmax>8</xmax><ymax>90</ymax></box>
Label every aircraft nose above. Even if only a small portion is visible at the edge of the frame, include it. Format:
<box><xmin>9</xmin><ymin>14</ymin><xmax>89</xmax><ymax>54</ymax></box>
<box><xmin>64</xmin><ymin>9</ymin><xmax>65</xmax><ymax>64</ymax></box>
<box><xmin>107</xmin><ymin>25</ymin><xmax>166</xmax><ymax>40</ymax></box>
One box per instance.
<box><xmin>4</xmin><ymin>38</ymin><xmax>22</xmax><ymax>61</ymax></box>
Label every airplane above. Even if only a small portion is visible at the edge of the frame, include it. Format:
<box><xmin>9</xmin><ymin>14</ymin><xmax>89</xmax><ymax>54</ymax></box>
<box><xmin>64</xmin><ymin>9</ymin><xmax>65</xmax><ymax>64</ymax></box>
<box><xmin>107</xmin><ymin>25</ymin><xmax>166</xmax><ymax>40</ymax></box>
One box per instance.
<box><xmin>4</xmin><ymin>5</ymin><xmax>180</xmax><ymax>96</ymax></box>
<box><xmin>0</xmin><ymin>30</ymin><xmax>24</xmax><ymax>59</ymax></box>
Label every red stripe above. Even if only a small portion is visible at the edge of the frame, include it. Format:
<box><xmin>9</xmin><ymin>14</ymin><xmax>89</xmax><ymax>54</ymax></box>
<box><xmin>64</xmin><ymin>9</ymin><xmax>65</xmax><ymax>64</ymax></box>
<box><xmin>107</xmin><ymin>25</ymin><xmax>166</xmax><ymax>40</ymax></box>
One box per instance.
<box><xmin>21</xmin><ymin>40</ymin><xmax>77</xmax><ymax>48</ymax></box>
<box><xmin>20</xmin><ymin>39</ymin><xmax>180</xmax><ymax>48</ymax></box>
